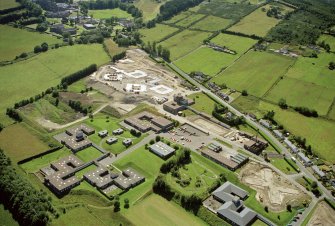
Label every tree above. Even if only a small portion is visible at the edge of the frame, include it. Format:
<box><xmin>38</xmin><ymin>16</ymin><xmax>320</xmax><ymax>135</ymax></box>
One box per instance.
<box><xmin>155</xmin><ymin>135</ymin><xmax>161</xmax><ymax>142</ymax></box>
<box><xmin>41</xmin><ymin>42</ymin><xmax>48</xmax><ymax>52</ymax></box>
<box><xmin>124</xmin><ymin>198</ymin><xmax>129</xmax><ymax>208</ymax></box>
<box><xmin>34</xmin><ymin>45</ymin><xmax>42</xmax><ymax>53</ymax></box>
<box><xmin>80</xmin><ymin>3</ymin><xmax>88</xmax><ymax>16</ymax></box>
<box><xmin>329</xmin><ymin>61</ymin><xmax>335</xmax><ymax>70</ymax></box>
<box><xmin>36</xmin><ymin>22</ymin><xmax>48</xmax><ymax>32</ymax></box>
<box><xmin>114</xmin><ymin>200</ymin><xmax>120</xmax><ymax>212</ymax></box>
<box><xmin>265</xmin><ymin>206</ymin><xmax>269</xmax><ymax>212</ymax></box>
<box><xmin>286</xmin><ymin>204</ymin><xmax>292</xmax><ymax>212</ymax></box>
<box><xmin>242</xmin><ymin>90</ymin><xmax>248</xmax><ymax>96</ymax></box>
<box><xmin>278</xmin><ymin>98</ymin><xmax>288</xmax><ymax>109</ymax></box>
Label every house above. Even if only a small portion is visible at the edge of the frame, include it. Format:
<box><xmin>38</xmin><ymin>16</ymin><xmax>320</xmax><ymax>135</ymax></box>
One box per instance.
<box><xmin>98</xmin><ymin>130</ymin><xmax>108</xmax><ymax>138</ymax></box>
<box><xmin>297</xmin><ymin>152</ymin><xmax>312</xmax><ymax>166</ymax></box>
<box><xmin>84</xmin><ymin>166</ymin><xmax>114</xmax><ymax>190</ymax></box>
<box><xmin>106</xmin><ymin>137</ymin><xmax>118</xmax><ymax>145</ymax></box>
<box><xmin>273</xmin><ymin>130</ymin><xmax>284</xmax><ymax>140</ymax></box>
<box><xmin>163</xmin><ymin>101</ymin><xmax>185</xmax><ymax>115</ymax></box>
<box><xmin>284</xmin><ymin>139</ymin><xmax>298</xmax><ymax>153</ymax></box>
<box><xmin>149</xmin><ymin>141</ymin><xmax>176</xmax><ymax>159</ymax></box>
<box><xmin>311</xmin><ymin>165</ymin><xmax>326</xmax><ymax>179</ymax></box>
<box><xmin>201</xmin><ymin>149</ymin><xmax>248</xmax><ymax>171</ymax></box>
<box><xmin>122</xmin><ymin>139</ymin><xmax>132</xmax><ymax>147</ymax></box>
<box><xmin>112</xmin><ymin>128</ymin><xmax>124</xmax><ymax>135</ymax></box>
<box><xmin>259</xmin><ymin>119</ymin><xmax>272</xmax><ymax>129</ymax></box>
<box><xmin>113</xmin><ymin>168</ymin><xmax>145</xmax><ymax>190</ymax></box>
<box><xmin>83</xmin><ymin>24</ymin><xmax>96</xmax><ymax>30</ymax></box>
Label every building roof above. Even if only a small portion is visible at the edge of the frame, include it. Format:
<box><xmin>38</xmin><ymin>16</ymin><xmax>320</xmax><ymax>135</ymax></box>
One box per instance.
<box><xmin>297</xmin><ymin>152</ymin><xmax>311</xmax><ymax>163</ymax></box>
<box><xmin>124</xmin><ymin>111</ymin><xmax>173</xmax><ymax>132</ymax></box>
<box><xmin>114</xmin><ymin>167</ymin><xmax>145</xmax><ymax>190</ymax></box>
<box><xmin>259</xmin><ymin>119</ymin><xmax>271</xmax><ymax>128</ymax></box>
<box><xmin>51</xmin><ymin>155</ymin><xmax>84</xmax><ymax>172</ymax></box>
<box><xmin>284</xmin><ymin>139</ymin><xmax>298</xmax><ymax>152</ymax></box>
<box><xmin>46</xmin><ymin>173</ymin><xmax>80</xmax><ymax>192</ymax></box>
<box><xmin>62</xmin><ymin>136</ymin><xmax>92</xmax><ymax>151</ymax></box>
<box><xmin>273</xmin><ymin>130</ymin><xmax>284</xmax><ymax>138</ymax></box>
<box><xmin>149</xmin><ymin>141</ymin><xmax>175</xmax><ymax>157</ymax></box>
<box><xmin>163</xmin><ymin>101</ymin><xmax>184</xmax><ymax>111</ymax></box>
<box><xmin>201</xmin><ymin>149</ymin><xmax>238</xmax><ymax>169</ymax></box>
<box><xmin>84</xmin><ymin>166</ymin><xmax>114</xmax><ymax>189</ymax></box>
<box><xmin>312</xmin><ymin>165</ymin><xmax>325</xmax><ymax>178</ymax></box>
<box><xmin>98</xmin><ymin>130</ymin><xmax>108</xmax><ymax>136</ymax></box>
<box><xmin>113</xmin><ymin>128</ymin><xmax>124</xmax><ymax>134</ymax></box>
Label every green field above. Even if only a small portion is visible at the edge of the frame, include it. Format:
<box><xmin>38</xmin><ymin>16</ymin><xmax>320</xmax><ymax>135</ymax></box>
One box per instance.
<box><xmin>89</xmin><ymin>8</ymin><xmax>132</xmax><ymax>19</ymax></box>
<box><xmin>0</xmin><ymin>25</ymin><xmax>61</xmax><ymax>62</ymax></box>
<box><xmin>134</xmin><ymin>0</ymin><xmax>166</xmax><ymax>21</ymax></box>
<box><xmin>318</xmin><ymin>34</ymin><xmax>335</xmax><ymax>51</ymax></box>
<box><xmin>190</xmin><ymin>15</ymin><xmax>232</xmax><ymax>31</ymax></box>
<box><xmin>165</xmin><ymin>11</ymin><xmax>192</xmax><ymax>24</ymax></box>
<box><xmin>139</xmin><ymin>24</ymin><xmax>179</xmax><ymax>43</ymax></box>
<box><xmin>122</xmin><ymin>194</ymin><xmax>207</xmax><ymax>226</ymax></box>
<box><xmin>211</xmin><ymin>33</ymin><xmax>257</xmax><ymax>54</ymax></box>
<box><xmin>0</xmin><ymin>44</ymin><xmax>109</xmax><ymax>120</ymax></box>
<box><xmin>186</xmin><ymin>92</ymin><xmax>216</xmax><ymax>116</ymax></box>
<box><xmin>232</xmin><ymin>96</ymin><xmax>335</xmax><ymax>163</ymax></box>
<box><xmin>264</xmin><ymin>77</ymin><xmax>334</xmax><ymax>115</ymax></box>
<box><xmin>0</xmin><ymin>123</ymin><xmax>49</xmax><ymax>162</ymax></box>
<box><xmin>0</xmin><ymin>0</ymin><xmax>20</xmax><ymax>10</ymax></box>
<box><xmin>270</xmin><ymin>158</ymin><xmax>297</xmax><ymax>174</ymax></box>
<box><xmin>175</xmin><ymin>13</ymin><xmax>206</xmax><ymax>28</ymax></box>
<box><xmin>160</xmin><ymin>29</ymin><xmax>211</xmax><ymax>60</ymax></box>
<box><xmin>175</xmin><ymin>46</ymin><xmax>238</xmax><ymax>76</ymax></box>
<box><xmin>0</xmin><ymin>203</ymin><xmax>19</xmax><ymax>226</ymax></box>
<box><xmin>228</xmin><ymin>3</ymin><xmax>293</xmax><ymax>37</ymax></box>
<box><xmin>104</xmin><ymin>38</ymin><xmax>126</xmax><ymax>57</ymax></box>
<box><xmin>212</xmin><ymin>51</ymin><xmax>294</xmax><ymax>97</ymax></box>
<box><xmin>76</xmin><ymin>147</ymin><xmax>103</xmax><ymax>162</ymax></box>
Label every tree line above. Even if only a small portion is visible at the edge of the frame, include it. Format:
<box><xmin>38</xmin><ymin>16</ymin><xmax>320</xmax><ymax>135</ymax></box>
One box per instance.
<box><xmin>61</xmin><ymin>64</ymin><xmax>97</xmax><ymax>86</ymax></box>
<box><xmin>142</xmin><ymin>41</ymin><xmax>171</xmax><ymax>62</ymax></box>
<box><xmin>0</xmin><ymin>0</ymin><xmax>43</xmax><ymax>24</ymax></box>
<box><xmin>212</xmin><ymin>104</ymin><xmax>245</xmax><ymax>126</ymax></box>
<box><xmin>0</xmin><ymin>149</ymin><xmax>56</xmax><ymax>226</ymax></box>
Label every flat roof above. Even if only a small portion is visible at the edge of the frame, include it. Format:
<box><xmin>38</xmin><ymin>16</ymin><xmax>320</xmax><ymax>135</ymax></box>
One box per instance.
<box><xmin>84</xmin><ymin>166</ymin><xmax>114</xmax><ymax>189</ymax></box>
<box><xmin>51</xmin><ymin>155</ymin><xmax>84</xmax><ymax>172</ymax></box>
<box><xmin>201</xmin><ymin>149</ymin><xmax>238</xmax><ymax>169</ymax></box>
<box><xmin>125</xmin><ymin>111</ymin><xmax>173</xmax><ymax>132</ymax></box>
<box><xmin>149</xmin><ymin>141</ymin><xmax>175</xmax><ymax>157</ymax></box>
<box><xmin>62</xmin><ymin>136</ymin><xmax>92</xmax><ymax>151</ymax></box>
<box><xmin>114</xmin><ymin>167</ymin><xmax>144</xmax><ymax>190</ymax></box>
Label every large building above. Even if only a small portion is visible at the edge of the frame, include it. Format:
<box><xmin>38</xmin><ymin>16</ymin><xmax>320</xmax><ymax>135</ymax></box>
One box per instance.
<box><xmin>239</xmin><ymin>132</ymin><xmax>268</xmax><ymax>155</ymax></box>
<box><xmin>114</xmin><ymin>168</ymin><xmax>145</xmax><ymax>190</ymax></box>
<box><xmin>149</xmin><ymin>141</ymin><xmax>176</xmax><ymax>159</ymax></box>
<box><xmin>84</xmin><ymin>166</ymin><xmax>114</xmax><ymax>190</ymax></box>
<box><xmin>204</xmin><ymin>182</ymin><xmax>257</xmax><ymax>226</ymax></box>
<box><xmin>297</xmin><ymin>152</ymin><xmax>312</xmax><ymax>166</ymax></box>
<box><xmin>124</xmin><ymin>111</ymin><xmax>174</xmax><ymax>133</ymax></box>
<box><xmin>163</xmin><ymin>93</ymin><xmax>195</xmax><ymax>115</ymax></box>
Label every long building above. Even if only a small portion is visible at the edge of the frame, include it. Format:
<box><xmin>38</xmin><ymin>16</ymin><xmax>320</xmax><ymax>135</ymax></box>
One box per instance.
<box><xmin>149</xmin><ymin>141</ymin><xmax>176</xmax><ymax>159</ymax></box>
<box><xmin>201</xmin><ymin>149</ymin><xmax>248</xmax><ymax>171</ymax></box>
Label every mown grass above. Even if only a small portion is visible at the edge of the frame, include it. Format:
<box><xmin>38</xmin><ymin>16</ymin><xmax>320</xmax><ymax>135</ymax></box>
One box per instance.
<box><xmin>187</xmin><ymin>92</ymin><xmax>216</xmax><ymax>115</ymax></box>
<box><xmin>0</xmin><ymin>123</ymin><xmax>50</xmax><ymax>162</ymax></box>
<box><xmin>0</xmin><ymin>25</ymin><xmax>61</xmax><ymax>62</ymax></box>
<box><xmin>164</xmin><ymin>11</ymin><xmax>192</xmax><ymax>24</ymax></box>
<box><xmin>190</xmin><ymin>15</ymin><xmax>232</xmax><ymax>31</ymax></box>
<box><xmin>122</xmin><ymin>194</ymin><xmax>207</xmax><ymax>226</ymax></box>
<box><xmin>76</xmin><ymin>146</ymin><xmax>103</xmax><ymax>162</ymax></box>
<box><xmin>210</xmin><ymin>33</ymin><xmax>257</xmax><ymax>54</ymax></box>
<box><xmin>212</xmin><ymin>51</ymin><xmax>294</xmax><ymax>97</ymax></box>
<box><xmin>139</xmin><ymin>24</ymin><xmax>179</xmax><ymax>43</ymax></box>
<box><xmin>160</xmin><ymin>29</ymin><xmax>211</xmax><ymax>60</ymax></box>
<box><xmin>0</xmin><ymin>0</ymin><xmax>20</xmax><ymax>10</ymax></box>
<box><xmin>270</xmin><ymin>158</ymin><xmax>297</xmax><ymax>174</ymax></box>
<box><xmin>318</xmin><ymin>34</ymin><xmax>335</xmax><ymax>51</ymax></box>
<box><xmin>89</xmin><ymin>8</ymin><xmax>132</xmax><ymax>19</ymax></box>
<box><xmin>0</xmin><ymin>44</ymin><xmax>109</xmax><ymax>120</ymax></box>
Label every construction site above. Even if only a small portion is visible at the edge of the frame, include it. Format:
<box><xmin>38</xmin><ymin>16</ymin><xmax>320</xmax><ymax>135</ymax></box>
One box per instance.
<box><xmin>307</xmin><ymin>201</ymin><xmax>335</xmax><ymax>226</ymax></box>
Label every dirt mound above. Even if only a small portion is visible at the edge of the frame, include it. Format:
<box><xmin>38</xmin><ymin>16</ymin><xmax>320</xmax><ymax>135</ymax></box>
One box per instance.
<box><xmin>307</xmin><ymin>202</ymin><xmax>335</xmax><ymax>226</ymax></box>
<box><xmin>239</xmin><ymin>161</ymin><xmax>309</xmax><ymax>212</ymax></box>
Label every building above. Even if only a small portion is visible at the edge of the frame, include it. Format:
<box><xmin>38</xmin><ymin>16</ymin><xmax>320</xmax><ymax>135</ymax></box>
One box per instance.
<box><xmin>284</xmin><ymin>139</ymin><xmax>298</xmax><ymax>153</ymax></box>
<box><xmin>106</xmin><ymin>137</ymin><xmax>118</xmax><ymax>145</ymax></box>
<box><xmin>124</xmin><ymin>111</ymin><xmax>174</xmax><ymax>133</ymax></box>
<box><xmin>66</xmin><ymin>124</ymin><xmax>95</xmax><ymax>136</ymax></box>
<box><xmin>61</xmin><ymin>136</ymin><xmax>92</xmax><ymax>152</ymax></box>
<box><xmin>239</xmin><ymin>132</ymin><xmax>268</xmax><ymax>155</ymax></box>
<box><xmin>122</xmin><ymin>139</ymin><xmax>132</xmax><ymax>147</ymax></box>
<box><xmin>83</xmin><ymin>24</ymin><xmax>96</xmax><ymax>30</ymax></box>
<box><xmin>113</xmin><ymin>128</ymin><xmax>124</xmax><ymax>135</ymax></box>
<box><xmin>45</xmin><ymin>11</ymin><xmax>71</xmax><ymax>18</ymax></box>
<box><xmin>98</xmin><ymin>130</ymin><xmax>108</xmax><ymax>138</ymax></box>
<box><xmin>208</xmin><ymin>143</ymin><xmax>222</xmax><ymax>153</ymax></box>
<box><xmin>149</xmin><ymin>141</ymin><xmax>176</xmax><ymax>159</ymax></box>
<box><xmin>273</xmin><ymin>130</ymin><xmax>284</xmax><ymax>140</ymax></box>
<box><xmin>311</xmin><ymin>165</ymin><xmax>326</xmax><ymax>179</ymax></box>
<box><xmin>163</xmin><ymin>101</ymin><xmax>185</xmax><ymax>115</ymax></box>
<box><xmin>201</xmin><ymin>149</ymin><xmax>248</xmax><ymax>171</ymax></box>
<box><xmin>297</xmin><ymin>152</ymin><xmax>312</xmax><ymax>166</ymax></box>
<box><xmin>114</xmin><ymin>168</ymin><xmax>145</xmax><ymax>190</ymax></box>
<box><xmin>205</xmin><ymin>182</ymin><xmax>257</xmax><ymax>226</ymax></box>
<box><xmin>259</xmin><ymin>119</ymin><xmax>272</xmax><ymax>129</ymax></box>
<box><xmin>84</xmin><ymin>166</ymin><xmax>115</xmax><ymax>189</ymax></box>
<box><xmin>50</xmin><ymin>24</ymin><xmax>77</xmax><ymax>35</ymax></box>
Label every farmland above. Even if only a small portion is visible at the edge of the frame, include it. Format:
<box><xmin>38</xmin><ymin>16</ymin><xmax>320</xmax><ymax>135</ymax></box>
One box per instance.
<box><xmin>211</xmin><ymin>33</ymin><xmax>257</xmax><ymax>54</ymax></box>
<box><xmin>190</xmin><ymin>15</ymin><xmax>232</xmax><ymax>31</ymax></box>
<box><xmin>187</xmin><ymin>92</ymin><xmax>216</xmax><ymax>115</ymax></box>
<box><xmin>174</xmin><ymin>46</ymin><xmax>238</xmax><ymax>76</ymax></box>
<box><xmin>318</xmin><ymin>34</ymin><xmax>335</xmax><ymax>50</ymax></box>
<box><xmin>0</xmin><ymin>25</ymin><xmax>61</xmax><ymax>62</ymax></box>
<box><xmin>104</xmin><ymin>38</ymin><xmax>126</xmax><ymax>57</ymax></box>
<box><xmin>164</xmin><ymin>11</ymin><xmax>192</xmax><ymax>24</ymax></box>
<box><xmin>89</xmin><ymin>8</ymin><xmax>132</xmax><ymax>19</ymax></box>
<box><xmin>160</xmin><ymin>29</ymin><xmax>211</xmax><ymax>60</ymax></box>
<box><xmin>211</xmin><ymin>51</ymin><xmax>294</xmax><ymax>97</ymax></box>
<box><xmin>134</xmin><ymin>0</ymin><xmax>166</xmax><ymax>21</ymax></box>
<box><xmin>122</xmin><ymin>194</ymin><xmax>207</xmax><ymax>226</ymax></box>
<box><xmin>0</xmin><ymin>44</ymin><xmax>109</xmax><ymax>119</ymax></box>
<box><xmin>228</xmin><ymin>3</ymin><xmax>294</xmax><ymax>37</ymax></box>
<box><xmin>175</xmin><ymin>13</ymin><xmax>206</xmax><ymax>28</ymax></box>
<box><xmin>139</xmin><ymin>24</ymin><xmax>179</xmax><ymax>43</ymax></box>
<box><xmin>0</xmin><ymin>0</ymin><xmax>20</xmax><ymax>10</ymax></box>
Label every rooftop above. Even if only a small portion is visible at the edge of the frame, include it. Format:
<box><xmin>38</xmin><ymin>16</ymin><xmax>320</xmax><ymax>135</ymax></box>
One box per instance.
<box><xmin>149</xmin><ymin>141</ymin><xmax>176</xmax><ymax>158</ymax></box>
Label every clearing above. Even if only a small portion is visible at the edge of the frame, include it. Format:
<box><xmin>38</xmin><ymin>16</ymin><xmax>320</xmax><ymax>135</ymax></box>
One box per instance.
<box><xmin>0</xmin><ymin>25</ymin><xmax>61</xmax><ymax>62</ymax></box>
<box><xmin>89</xmin><ymin>8</ymin><xmax>132</xmax><ymax>19</ymax></box>
<box><xmin>212</xmin><ymin>51</ymin><xmax>294</xmax><ymax>97</ymax></box>
<box><xmin>122</xmin><ymin>194</ymin><xmax>207</xmax><ymax>226</ymax></box>
<box><xmin>239</xmin><ymin>161</ymin><xmax>309</xmax><ymax>212</ymax></box>
<box><xmin>306</xmin><ymin>201</ymin><xmax>335</xmax><ymax>226</ymax></box>
<box><xmin>139</xmin><ymin>24</ymin><xmax>179</xmax><ymax>43</ymax></box>
<box><xmin>190</xmin><ymin>15</ymin><xmax>232</xmax><ymax>31</ymax></box>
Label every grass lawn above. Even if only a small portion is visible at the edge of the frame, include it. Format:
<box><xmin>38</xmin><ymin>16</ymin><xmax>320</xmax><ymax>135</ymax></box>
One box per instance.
<box><xmin>318</xmin><ymin>34</ymin><xmax>335</xmax><ymax>51</ymax></box>
<box><xmin>264</xmin><ymin>77</ymin><xmax>334</xmax><ymax>115</ymax></box>
<box><xmin>190</xmin><ymin>15</ymin><xmax>232</xmax><ymax>31</ymax></box>
<box><xmin>86</xmin><ymin>205</ymin><xmax>134</xmax><ymax>226</ymax></box>
<box><xmin>212</xmin><ymin>51</ymin><xmax>294</xmax><ymax>97</ymax></box>
<box><xmin>134</xmin><ymin>0</ymin><xmax>166</xmax><ymax>21</ymax></box>
<box><xmin>122</xmin><ymin>194</ymin><xmax>207</xmax><ymax>226</ymax></box>
<box><xmin>103</xmin><ymin>38</ymin><xmax>126</xmax><ymax>57</ymax></box>
<box><xmin>228</xmin><ymin>3</ymin><xmax>294</xmax><ymax>37</ymax></box>
<box><xmin>75</xmin><ymin>164</ymin><xmax>98</xmax><ymax>178</ymax></box>
<box><xmin>67</xmin><ymin>78</ymin><xmax>88</xmax><ymax>93</ymax></box>
<box><xmin>89</xmin><ymin>8</ymin><xmax>132</xmax><ymax>19</ymax></box>
<box><xmin>175</xmin><ymin>13</ymin><xmax>206</xmax><ymax>28</ymax></box>
<box><xmin>0</xmin><ymin>44</ymin><xmax>109</xmax><ymax>120</ymax></box>
<box><xmin>174</xmin><ymin>47</ymin><xmax>238</xmax><ymax>76</ymax></box>
<box><xmin>0</xmin><ymin>0</ymin><xmax>20</xmax><ymax>10</ymax></box>
<box><xmin>210</xmin><ymin>33</ymin><xmax>257</xmax><ymax>55</ymax></box>
<box><xmin>231</xmin><ymin>95</ymin><xmax>335</xmax><ymax>164</ymax></box>
<box><xmin>20</xmin><ymin>147</ymin><xmax>72</xmax><ymax>172</ymax></box>
<box><xmin>0</xmin><ymin>203</ymin><xmax>19</xmax><ymax>226</ymax></box>
<box><xmin>270</xmin><ymin>158</ymin><xmax>297</xmax><ymax>174</ymax></box>
<box><xmin>139</xmin><ymin>24</ymin><xmax>179</xmax><ymax>43</ymax></box>
<box><xmin>160</xmin><ymin>29</ymin><xmax>211</xmax><ymax>60</ymax></box>
<box><xmin>0</xmin><ymin>123</ymin><xmax>49</xmax><ymax>162</ymax></box>
<box><xmin>0</xmin><ymin>25</ymin><xmax>61</xmax><ymax>62</ymax></box>
<box><xmin>76</xmin><ymin>146</ymin><xmax>103</xmax><ymax>162</ymax></box>
<box><xmin>187</xmin><ymin>92</ymin><xmax>217</xmax><ymax>116</ymax></box>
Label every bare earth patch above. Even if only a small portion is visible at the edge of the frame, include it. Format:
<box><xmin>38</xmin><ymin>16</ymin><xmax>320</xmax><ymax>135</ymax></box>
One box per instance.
<box><xmin>239</xmin><ymin>161</ymin><xmax>310</xmax><ymax>212</ymax></box>
<box><xmin>307</xmin><ymin>201</ymin><xmax>335</xmax><ymax>226</ymax></box>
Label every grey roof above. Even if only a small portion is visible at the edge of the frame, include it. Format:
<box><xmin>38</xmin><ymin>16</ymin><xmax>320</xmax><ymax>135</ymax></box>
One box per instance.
<box><xmin>312</xmin><ymin>165</ymin><xmax>325</xmax><ymax>178</ymax></box>
<box><xmin>284</xmin><ymin>139</ymin><xmax>298</xmax><ymax>153</ymax></box>
<box><xmin>273</xmin><ymin>130</ymin><xmax>284</xmax><ymax>138</ymax></box>
<box><xmin>113</xmin><ymin>128</ymin><xmax>124</xmax><ymax>134</ymax></box>
<box><xmin>297</xmin><ymin>152</ymin><xmax>311</xmax><ymax>163</ymax></box>
<box><xmin>106</xmin><ymin>137</ymin><xmax>118</xmax><ymax>144</ymax></box>
<box><xmin>123</xmin><ymin>139</ymin><xmax>132</xmax><ymax>144</ymax></box>
<box><xmin>98</xmin><ymin>130</ymin><xmax>108</xmax><ymax>136</ymax></box>
<box><xmin>149</xmin><ymin>141</ymin><xmax>175</xmax><ymax>157</ymax></box>
<box><xmin>114</xmin><ymin>168</ymin><xmax>144</xmax><ymax>190</ymax></box>
<box><xmin>84</xmin><ymin>166</ymin><xmax>113</xmax><ymax>189</ymax></box>
<box><xmin>213</xmin><ymin>182</ymin><xmax>248</xmax><ymax>200</ymax></box>
<box><xmin>259</xmin><ymin>119</ymin><xmax>272</xmax><ymax>128</ymax></box>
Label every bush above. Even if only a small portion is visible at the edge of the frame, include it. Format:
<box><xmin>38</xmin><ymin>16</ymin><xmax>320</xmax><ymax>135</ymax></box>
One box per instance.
<box><xmin>34</xmin><ymin>45</ymin><xmax>42</xmax><ymax>53</ymax></box>
<box><xmin>242</xmin><ymin>90</ymin><xmax>248</xmax><ymax>96</ymax></box>
<box><xmin>19</xmin><ymin>52</ymin><xmax>28</xmax><ymax>58</ymax></box>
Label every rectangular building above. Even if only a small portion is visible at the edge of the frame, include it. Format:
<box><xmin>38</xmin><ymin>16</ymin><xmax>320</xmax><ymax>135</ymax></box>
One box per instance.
<box><xmin>149</xmin><ymin>141</ymin><xmax>176</xmax><ymax>159</ymax></box>
<box><xmin>297</xmin><ymin>152</ymin><xmax>312</xmax><ymax>166</ymax></box>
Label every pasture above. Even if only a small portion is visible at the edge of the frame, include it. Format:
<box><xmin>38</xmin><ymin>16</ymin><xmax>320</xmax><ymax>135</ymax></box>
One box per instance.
<box><xmin>318</xmin><ymin>34</ymin><xmax>335</xmax><ymax>51</ymax></box>
<box><xmin>0</xmin><ymin>123</ymin><xmax>49</xmax><ymax>162</ymax></box>
<box><xmin>89</xmin><ymin>8</ymin><xmax>132</xmax><ymax>19</ymax></box>
<box><xmin>187</xmin><ymin>92</ymin><xmax>216</xmax><ymax>115</ymax></box>
<box><xmin>211</xmin><ymin>51</ymin><xmax>294</xmax><ymax>97</ymax></box>
<box><xmin>211</xmin><ymin>33</ymin><xmax>257</xmax><ymax>54</ymax></box>
<box><xmin>139</xmin><ymin>24</ymin><xmax>179</xmax><ymax>43</ymax></box>
<box><xmin>228</xmin><ymin>3</ymin><xmax>293</xmax><ymax>37</ymax></box>
<box><xmin>190</xmin><ymin>15</ymin><xmax>232</xmax><ymax>31</ymax></box>
<box><xmin>0</xmin><ymin>44</ymin><xmax>109</xmax><ymax>118</ymax></box>
<box><xmin>174</xmin><ymin>46</ymin><xmax>238</xmax><ymax>76</ymax></box>
<box><xmin>264</xmin><ymin>77</ymin><xmax>334</xmax><ymax>115</ymax></box>
<box><xmin>0</xmin><ymin>0</ymin><xmax>20</xmax><ymax>10</ymax></box>
<box><xmin>164</xmin><ymin>11</ymin><xmax>192</xmax><ymax>24</ymax></box>
<box><xmin>175</xmin><ymin>13</ymin><xmax>206</xmax><ymax>28</ymax></box>
<box><xmin>122</xmin><ymin>194</ymin><xmax>207</xmax><ymax>226</ymax></box>
<box><xmin>0</xmin><ymin>25</ymin><xmax>61</xmax><ymax>62</ymax></box>
<box><xmin>160</xmin><ymin>29</ymin><xmax>211</xmax><ymax>60</ymax></box>
<box><xmin>134</xmin><ymin>0</ymin><xmax>166</xmax><ymax>21</ymax></box>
